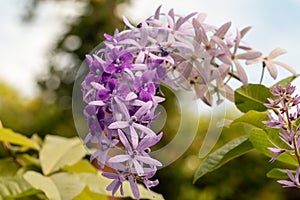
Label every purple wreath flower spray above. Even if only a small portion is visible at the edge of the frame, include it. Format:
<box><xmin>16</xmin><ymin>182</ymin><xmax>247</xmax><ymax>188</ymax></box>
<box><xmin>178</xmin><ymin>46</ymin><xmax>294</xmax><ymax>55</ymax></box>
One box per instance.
<box><xmin>264</xmin><ymin>84</ymin><xmax>300</xmax><ymax>188</ymax></box>
<box><xmin>80</xmin><ymin>5</ymin><xmax>296</xmax><ymax>199</ymax></box>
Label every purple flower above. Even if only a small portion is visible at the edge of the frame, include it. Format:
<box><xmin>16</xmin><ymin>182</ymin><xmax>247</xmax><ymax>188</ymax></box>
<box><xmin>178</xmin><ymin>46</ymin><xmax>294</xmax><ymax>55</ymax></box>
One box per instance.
<box><xmin>278</xmin><ymin>167</ymin><xmax>300</xmax><ymax>188</ymax></box>
<box><xmin>268</xmin><ymin>147</ymin><xmax>286</xmax><ymax>163</ymax></box>
<box><xmin>104</xmin><ymin>48</ymin><xmax>133</xmax><ymax>74</ymax></box>
<box><xmin>109</xmin><ymin>97</ymin><xmax>157</xmax><ymax>148</ymax></box>
<box><xmin>90</xmin><ymin>135</ymin><xmax>118</xmax><ymax>169</ymax></box>
<box><xmin>108</xmin><ymin>130</ymin><xmax>162</xmax><ymax>176</ymax></box>
<box><xmin>128</xmin><ymin>175</ymin><xmax>140</xmax><ymax>199</ymax></box>
<box><xmin>102</xmin><ymin>172</ymin><xmax>125</xmax><ymax>196</ymax></box>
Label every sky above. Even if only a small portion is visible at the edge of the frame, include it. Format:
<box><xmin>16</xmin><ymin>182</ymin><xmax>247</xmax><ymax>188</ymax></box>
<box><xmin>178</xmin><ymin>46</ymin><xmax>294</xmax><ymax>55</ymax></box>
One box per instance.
<box><xmin>1</xmin><ymin>0</ymin><xmax>300</xmax><ymax>97</ymax></box>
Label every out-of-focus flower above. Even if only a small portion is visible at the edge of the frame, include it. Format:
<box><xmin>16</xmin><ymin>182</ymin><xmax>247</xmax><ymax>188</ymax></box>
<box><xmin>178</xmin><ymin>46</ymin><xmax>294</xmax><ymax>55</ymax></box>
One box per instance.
<box><xmin>247</xmin><ymin>48</ymin><xmax>297</xmax><ymax>79</ymax></box>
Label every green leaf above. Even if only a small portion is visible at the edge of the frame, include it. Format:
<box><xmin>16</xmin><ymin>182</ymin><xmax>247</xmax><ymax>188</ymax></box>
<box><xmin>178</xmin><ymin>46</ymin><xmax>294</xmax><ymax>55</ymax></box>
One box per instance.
<box><xmin>50</xmin><ymin>172</ymin><xmax>85</xmax><ymax>200</ymax></box>
<box><xmin>73</xmin><ymin>186</ymin><xmax>107</xmax><ymax>200</ymax></box>
<box><xmin>0</xmin><ymin>128</ymin><xmax>39</xmax><ymax>150</ymax></box>
<box><xmin>272</xmin><ymin>75</ymin><xmax>299</xmax><ymax>88</ymax></box>
<box><xmin>249</xmin><ymin>129</ymin><xmax>298</xmax><ymax>166</ymax></box>
<box><xmin>39</xmin><ymin>135</ymin><xmax>86</xmax><ymax>175</ymax></box>
<box><xmin>24</xmin><ymin>171</ymin><xmax>85</xmax><ymax>200</ymax></box>
<box><xmin>0</xmin><ymin>157</ymin><xmax>19</xmax><ymax>176</ymax></box>
<box><xmin>62</xmin><ymin>160</ymin><xmax>97</xmax><ymax>173</ymax></box>
<box><xmin>4</xmin><ymin>188</ymin><xmax>45</xmax><ymax>200</ymax></box>
<box><xmin>266</xmin><ymin>128</ymin><xmax>291</xmax><ymax>150</ymax></box>
<box><xmin>267</xmin><ymin>168</ymin><xmax>289</xmax><ymax>179</ymax></box>
<box><xmin>232</xmin><ymin>110</ymin><xmax>268</xmax><ymax>129</ymax></box>
<box><xmin>193</xmin><ymin>135</ymin><xmax>254</xmax><ymax>183</ymax></box>
<box><xmin>0</xmin><ymin>176</ymin><xmax>32</xmax><ymax>199</ymax></box>
<box><xmin>78</xmin><ymin>172</ymin><xmax>165</xmax><ymax>199</ymax></box>
<box><xmin>234</xmin><ymin>84</ymin><xmax>272</xmax><ymax>113</ymax></box>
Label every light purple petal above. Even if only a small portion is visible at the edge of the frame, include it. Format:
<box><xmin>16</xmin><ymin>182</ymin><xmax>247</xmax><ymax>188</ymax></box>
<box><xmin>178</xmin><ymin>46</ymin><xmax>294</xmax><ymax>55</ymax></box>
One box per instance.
<box><xmin>214</xmin><ymin>21</ymin><xmax>231</xmax><ymax>38</ymax></box>
<box><xmin>234</xmin><ymin>59</ymin><xmax>248</xmax><ymax>86</ymax></box>
<box><xmin>108</xmin><ymin>155</ymin><xmax>130</xmax><ymax>163</ymax></box>
<box><xmin>106</xmin><ymin>179</ymin><xmax>118</xmax><ymax>194</ymax></box>
<box><xmin>128</xmin><ymin>175</ymin><xmax>140</xmax><ymax>199</ymax></box>
<box><xmin>130</xmin><ymin>126</ymin><xmax>139</xmax><ymax>149</ymax></box>
<box><xmin>135</xmin><ymin>155</ymin><xmax>162</xmax><ymax>166</ymax></box>
<box><xmin>133</xmin><ymin>123</ymin><xmax>156</xmax><ymax>136</ymax></box>
<box><xmin>88</xmin><ymin>100</ymin><xmax>106</xmax><ymax>106</ymax></box>
<box><xmin>272</xmin><ymin>60</ymin><xmax>297</xmax><ymax>75</ymax></box>
<box><xmin>132</xmin><ymin>159</ymin><xmax>144</xmax><ymax>176</ymax></box>
<box><xmin>108</xmin><ymin>121</ymin><xmax>129</xmax><ymax>129</ymax></box>
<box><xmin>268</xmin><ymin>48</ymin><xmax>287</xmax><ymax>59</ymax></box>
<box><xmin>277</xmin><ymin>180</ymin><xmax>295</xmax><ymax>187</ymax></box>
<box><xmin>114</xmin><ymin>97</ymin><xmax>130</xmax><ymax>120</ymax></box>
<box><xmin>265</xmin><ymin>60</ymin><xmax>278</xmax><ymax>79</ymax></box>
<box><xmin>236</xmin><ymin>51</ymin><xmax>262</xmax><ymax>60</ymax></box>
<box><xmin>102</xmin><ymin>172</ymin><xmax>118</xmax><ymax>179</ymax></box>
<box><xmin>118</xmin><ymin>129</ymin><xmax>132</xmax><ymax>152</ymax></box>
<box><xmin>134</xmin><ymin>101</ymin><xmax>153</xmax><ymax>119</ymax></box>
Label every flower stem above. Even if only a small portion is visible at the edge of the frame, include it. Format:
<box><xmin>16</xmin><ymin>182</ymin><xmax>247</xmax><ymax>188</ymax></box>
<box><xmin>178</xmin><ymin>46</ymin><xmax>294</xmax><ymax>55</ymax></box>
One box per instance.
<box><xmin>285</xmin><ymin>105</ymin><xmax>300</xmax><ymax>164</ymax></box>
<box><xmin>259</xmin><ymin>62</ymin><xmax>266</xmax><ymax>84</ymax></box>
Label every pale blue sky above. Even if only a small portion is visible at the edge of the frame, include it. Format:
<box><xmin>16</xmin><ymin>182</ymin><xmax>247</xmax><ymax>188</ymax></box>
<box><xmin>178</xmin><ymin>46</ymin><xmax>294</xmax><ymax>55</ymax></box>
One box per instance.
<box><xmin>1</xmin><ymin>0</ymin><xmax>300</xmax><ymax>97</ymax></box>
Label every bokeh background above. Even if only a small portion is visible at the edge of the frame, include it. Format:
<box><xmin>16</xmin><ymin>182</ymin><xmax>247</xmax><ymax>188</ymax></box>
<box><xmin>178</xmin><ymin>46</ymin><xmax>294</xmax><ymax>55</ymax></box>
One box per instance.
<box><xmin>1</xmin><ymin>0</ymin><xmax>300</xmax><ymax>199</ymax></box>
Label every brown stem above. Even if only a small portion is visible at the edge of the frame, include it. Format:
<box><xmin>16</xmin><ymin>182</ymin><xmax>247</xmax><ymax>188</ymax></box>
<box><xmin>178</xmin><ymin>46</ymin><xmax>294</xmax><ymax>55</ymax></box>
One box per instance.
<box><xmin>3</xmin><ymin>142</ymin><xmax>23</xmax><ymax>167</ymax></box>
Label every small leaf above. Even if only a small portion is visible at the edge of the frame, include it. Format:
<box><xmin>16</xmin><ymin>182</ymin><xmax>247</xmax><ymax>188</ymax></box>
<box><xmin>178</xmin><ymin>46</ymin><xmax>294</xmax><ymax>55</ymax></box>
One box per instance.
<box><xmin>193</xmin><ymin>135</ymin><xmax>253</xmax><ymax>183</ymax></box>
<box><xmin>73</xmin><ymin>186</ymin><xmax>107</xmax><ymax>200</ymax></box>
<box><xmin>232</xmin><ymin>110</ymin><xmax>268</xmax><ymax>129</ymax></box>
<box><xmin>0</xmin><ymin>128</ymin><xmax>39</xmax><ymax>150</ymax></box>
<box><xmin>0</xmin><ymin>176</ymin><xmax>32</xmax><ymax>198</ymax></box>
<box><xmin>0</xmin><ymin>157</ymin><xmax>19</xmax><ymax>176</ymax></box>
<box><xmin>267</xmin><ymin>168</ymin><xmax>289</xmax><ymax>179</ymax></box>
<box><xmin>24</xmin><ymin>171</ymin><xmax>61</xmax><ymax>200</ymax></box>
<box><xmin>5</xmin><ymin>188</ymin><xmax>44</xmax><ymax>199</ymax></box>
<box><xmin>78</xmin><ymin>172</ymin><xmax>165</xmax><ymax>199</ymax></box>
<box><xmin>249</xmin><ymin>129</ymin><xmax>298</xmax><ymax>166</ymax></box>
<box><xmin>234</xmin><ymin>84</ymin><xmax>273</xmax><ymax>113</ymax></box>
<box><xmin>62</xmin><ymin>160</ymin><xmax>97</xmax><ymax>173</ymax></box>
<box><xmin>51</xmin><ymin>172</ymin><xmax>85</xmax><ymax>200</ymax></box>
<box><xmin>24</xmin><ymin>171</ymin><xmax>85</xmax><ymax>200</ymax></box>
<box><xmin>272</xmin><ymin>75</ymin><xmax>299</xmax><ymax>88</ymax></box>
<box><xmin>40</xmin><ymin>135</ymin><xmax>87</xmax><ymax>175</ymax></box>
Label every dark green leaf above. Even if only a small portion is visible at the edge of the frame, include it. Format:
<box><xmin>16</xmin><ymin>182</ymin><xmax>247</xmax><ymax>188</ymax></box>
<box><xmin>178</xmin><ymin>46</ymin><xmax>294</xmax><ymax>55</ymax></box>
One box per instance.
<box><xmin>0</xmin><ymin>157</ymin><xmax>19</xmax><ymax>176</ymax></box>
<box><xmin>193</xmin><ymin>135</ymin><xmax>253</xmax><ymax>183</ymax></box>
<box><xmin>234</xmin><ymin>84</ymin><xmax>272</xmax><ymax>113</ymax></box>
<box><xmin>267</xmin><ymin>168</ymin><xmax>289</xmax><ymax>179</ymax></box>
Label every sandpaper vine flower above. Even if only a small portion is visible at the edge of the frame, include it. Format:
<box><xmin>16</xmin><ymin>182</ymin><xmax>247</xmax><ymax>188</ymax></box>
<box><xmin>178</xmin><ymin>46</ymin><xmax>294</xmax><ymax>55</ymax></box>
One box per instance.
<box><xmin>81</xmin><ymin>6</ymin><xmax>295</xmax><ymax>199</ymax></box>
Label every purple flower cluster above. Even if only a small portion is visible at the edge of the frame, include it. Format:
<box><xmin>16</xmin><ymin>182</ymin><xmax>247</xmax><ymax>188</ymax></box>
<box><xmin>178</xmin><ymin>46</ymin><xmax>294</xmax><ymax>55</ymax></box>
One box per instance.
<box><xmin>264</xmin><ymin>84</ymin><xmax>300</xmax><ymax>188</ymax></box>
<box><xmin>81</xmin><ymin>6</ymin><xmax>296</xmax><ymax>199</ymax></box>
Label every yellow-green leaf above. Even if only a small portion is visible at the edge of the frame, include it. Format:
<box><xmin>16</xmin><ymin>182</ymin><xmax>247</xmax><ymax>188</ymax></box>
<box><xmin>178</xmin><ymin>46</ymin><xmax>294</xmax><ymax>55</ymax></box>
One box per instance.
<box><xmin>39</xmin><ymin>135</ymin><xmax>86</xmax><ymax>175</ymax></box>
<box><xmin>0</xmin><ymin>128</ymin><xmax>39</xmax><ymax>150</ymax></box>
<box><xmin>24</xmin><ymin>171</ymin><xmax>85</xmax><ymax>200</ymax></box>
<box><xmin>74</xmin><ymin>186</ymin><xmax>107</xmax><ymax>200</ymax></box>
<box><xmin>0</xmin><ymin>157</ymin><xmax>19</xmax><ymax>176</ymax></box>
<box><xmin>62</xmin><ymin>160</ymin><xmax>97</xmax><ymax>173</ymax></box>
